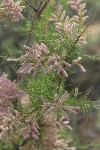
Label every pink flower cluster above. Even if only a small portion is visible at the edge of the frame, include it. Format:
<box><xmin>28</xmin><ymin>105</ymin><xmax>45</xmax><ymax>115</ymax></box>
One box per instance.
<box><xmin>7</xmin><ymin>41</ymin><xmax>87</xmax><ymax>79</ymax></box>
<box><xmin>21</xmin><ymin>117</ymin><xmax>40</xmax><ymax>140</ymax></box>
<box><xmin>0</xmin><ymin>74</ymin><xmax>22</xmax><ymax>124</ymax></box>
<box><xmin>68</xmin><ymin>0</ymin><xmax>88</xmax><ymax>23</ymax></box>
<box><xmin>64</xmin><ymin>16</ymin><xmax>87</xmax><ymax>45</ymax></box>
<box><xmin>0</xmin><ymin>74</ymin><xmax>22</xmax><ymax>100</ymax></box>
<box><xmin>8</xmin><ymin>44</ymin><xmax>72</xmax><ymax>78</ymax></box>
<box><xmin>16</xmin><ymin>43</ymin><xmax>49</xmax><ymax>75</ymax></box>
<box><xmin>50</xmin><ymin>0</ymin><xmax>88</xmax><ymax>46</ymax></box>
<box><xmin>42</xmin><ymin>91</ymin><xmax>80</xmax><ymax>120</ymax></box>
<box><xmin>47</xmin><ymin>54</ymin><xmax>71</xmax><ymax>78</ymax></box>
<box><xmin>0</xmin><ymin>0</ymin><xmax>24</xmax><ymax>22</ymax></box>
<box><xmin>0</xmin><ymin>109</ymin><xmax>40</xmax><ymax>141</ymax></box>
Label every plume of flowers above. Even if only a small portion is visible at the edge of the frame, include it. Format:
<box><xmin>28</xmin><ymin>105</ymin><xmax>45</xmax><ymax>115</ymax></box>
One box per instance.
<box><xmin>67</xmin><ymin>0</ymin><xmax>88</xmax><ymax>23</ymax></box>
<box><xmin>42</xmin><ymin>91</ymin><xmax>80</xmax><ymax>120</ymax></box>
<box><xmin>0</xmin><ymin>0</ymin><xmax>24</xmax><ymax>22</ymax></box>
<box><xmin>0</xmin><ymin>110</ymin><xmax>40</xmax><ymax>141</ymax></box>
<box><xmin>8</xmin><ymin>113</ymin><xmax>76</xmax><ymax>150</ymax></box>
<box><xmin>7</xmin><ymin>46</ymin><xmax>72</xmax><ymax>78</ymax></box>
<box><xmin>49</xmin><ymin>0</ymin><xmax>88</xmax><ymax>46</ymax></box>
<box><xmin>21</xmin><ymin>118</ymin><xmax>40</xmax><ymax>140</ymax></box>
<box><xmin>0</xmin><ymin>74</ymin><xmax>23</xmax><ymax>123</ymax></box>
<box><xmin>47</xmin><ymin>53</ymin><xmax>71</xmax><ymax>77</ymax></box>
<box><xmin>7</xmin><ymin>43</ymin><xmax>49</xmax><ymax>75</ymax></box>
<box><xmin>0</xmin><ymin>74</ymin><xmax>22</xmax><ymax>100</ymax></box>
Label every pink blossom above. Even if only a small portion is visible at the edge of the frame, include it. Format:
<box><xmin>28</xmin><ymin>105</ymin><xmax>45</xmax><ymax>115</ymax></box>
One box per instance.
<box><xmin>47</xmin><ymin>55</ymin><xmax>71</xmax><ymax>78</ymax></box>
<box><xmin>7</xmin><ymin>43</ymin><xmax>49</xmax><ymax>75</ymax></box>
<box><xmin>42</xmin><ymin>91</ymin><xmax>80</xmax><ymax>120</ymax></box>
<box><xmin>1</xmin><ymin>0</ymin><xmax>24</xmax><ymax>22</ymax></box>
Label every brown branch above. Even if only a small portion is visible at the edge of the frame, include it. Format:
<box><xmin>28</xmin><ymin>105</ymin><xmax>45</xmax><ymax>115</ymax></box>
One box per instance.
<box><xmin>56</xmin><ymin>75</ymin><xmax>62</xmax><ymax>95</ymax></box>
<box><xmin>25</xmin><ymin>0</ymin><xmax>50</xmax><ymax>46</ymax></box>
<box><xmin>24</xmin><ymin>0</ymin><xmax>37</xmax><ymax>12</ymax></box>
<box><xmin>37</xmin><ymin>0</ymin><xmax>44</xmax><ymax>11</ymax></box>
<box><xmin>37</xmin><ymin>0</ymin><xmax>50</xmax><ymax>19</ymax></box>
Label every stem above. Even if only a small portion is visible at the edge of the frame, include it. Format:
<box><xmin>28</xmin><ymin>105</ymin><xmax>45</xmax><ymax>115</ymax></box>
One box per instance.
<box><xmin>24</xmin><ymin>0</ymin><xmax>37</xmax><ymax>12</ymax></box>
<box><xmin>25</xmin><ymin>0</ymin><xmax>50</xmax><ymax>46</ymax></box>
<box><xmin>36</xmin><ymin>0</ymin><xmax>50</xmax><ymax>19</ymax></box>
<box><xmin>23</xmin><ymin>106</ymin><xmax>42</xmax><ymax>118</ymax></box>
<box><xmin>56</xmin><ymin>75</ymin><xmax>62</xmax><ymax>95</ymax></box>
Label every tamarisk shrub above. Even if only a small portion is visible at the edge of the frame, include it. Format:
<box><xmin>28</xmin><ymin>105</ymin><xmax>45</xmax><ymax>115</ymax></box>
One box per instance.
<box><xmin>0</xmin><ymin>0</ymin><xmax>90</xmax><ymax>149</ymax></box>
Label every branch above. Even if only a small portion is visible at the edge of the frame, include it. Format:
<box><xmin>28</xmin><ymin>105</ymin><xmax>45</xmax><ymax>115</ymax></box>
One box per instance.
<box><xmin>24</xmin><ymin>0</ymin><xmax>37</xmax><ymax>12</ymax></box>
<box><xmin>25</xmin><ymin>0</ymin><xmax>50</xmax><ymax>46</ymax></box>
<box><xmin>37</xmin><ymin>0</ymin><xmax>50</xmax><ymax>19</ymax></box>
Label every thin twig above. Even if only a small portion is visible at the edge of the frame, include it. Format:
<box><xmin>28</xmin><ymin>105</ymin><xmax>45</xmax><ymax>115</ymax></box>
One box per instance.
<box><xmin>56</xmin><ymin>75</ymin><xmax>62</xmax><ymax>95</ymax></box>
<box><xmin>24</xmin><ymin>0</ymin><xmax>37</xmax><ymax>12</ymax></box>
<box><xmin>25</xmin><ymin>0</ymin><xmax>50</xmax><ymax>46</ymax></box>
<box><xmin>37</xmin><ymin>0</ymin><xmax>50</xmax><ymax>19</ymax></box>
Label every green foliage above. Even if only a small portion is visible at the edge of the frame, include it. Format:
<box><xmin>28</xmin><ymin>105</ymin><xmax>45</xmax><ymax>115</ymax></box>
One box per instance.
<box><xmin>83</xmin><ymin>55</ymin><xmax>100</xmax><ymax>62</ymax></box>
<box><xmin>32</xmin><ymin>14</ymin><xmax>81</xmax><ymax>63</ymax></box>
<box><xmin>19</xmin><ymin>74</ymin><xmax>57</xmax><ymax>107</ymax></box>
<box><xmin>0</xmin><ymin>141</ymin><xmax>13</xmax><ymax>150</ymax></box>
